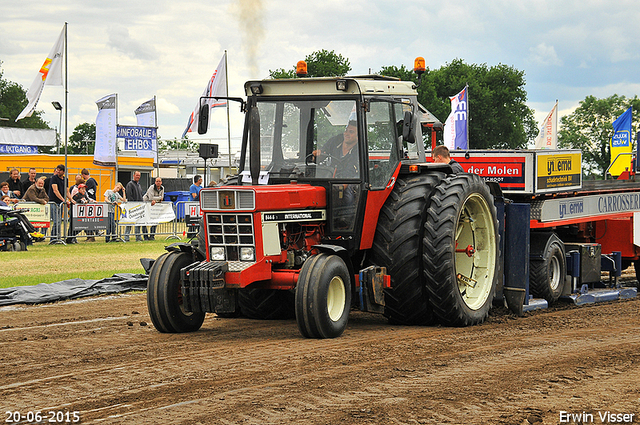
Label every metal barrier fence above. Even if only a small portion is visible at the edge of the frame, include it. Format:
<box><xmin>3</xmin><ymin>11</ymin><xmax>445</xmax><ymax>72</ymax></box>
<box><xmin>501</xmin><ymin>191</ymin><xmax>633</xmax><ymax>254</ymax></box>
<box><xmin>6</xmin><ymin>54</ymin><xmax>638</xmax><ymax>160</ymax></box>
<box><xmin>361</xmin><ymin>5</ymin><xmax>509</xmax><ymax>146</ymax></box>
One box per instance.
<box><xmin>17</xmin><ymin>201</ymin><xmax>194</xmax><ymax>244</ymax></box>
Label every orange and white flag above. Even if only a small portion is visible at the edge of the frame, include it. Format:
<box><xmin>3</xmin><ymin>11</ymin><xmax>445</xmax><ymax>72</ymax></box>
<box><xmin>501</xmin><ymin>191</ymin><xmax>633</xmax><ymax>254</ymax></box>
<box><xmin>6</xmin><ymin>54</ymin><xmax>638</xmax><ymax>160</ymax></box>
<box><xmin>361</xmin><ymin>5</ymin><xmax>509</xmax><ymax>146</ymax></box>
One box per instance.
<box><xmin>534</xmin><ymin>101</ymin><xmax>558</xmax><ymax>149</ymax></box>
<box><xmin>16</xmin><ymin>25</ymin><xmax>65</xmax><ymax>121</ymax></box>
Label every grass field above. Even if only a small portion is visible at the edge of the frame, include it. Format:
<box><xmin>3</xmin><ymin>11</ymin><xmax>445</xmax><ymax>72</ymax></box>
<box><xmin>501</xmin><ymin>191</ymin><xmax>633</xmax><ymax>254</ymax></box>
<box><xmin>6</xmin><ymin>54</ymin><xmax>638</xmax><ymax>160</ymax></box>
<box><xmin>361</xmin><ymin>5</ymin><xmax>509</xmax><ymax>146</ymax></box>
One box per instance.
<box><xmin>0</xmin><ymin>238</ymin><xmax>175</xmax><ymax>288</ymax></box>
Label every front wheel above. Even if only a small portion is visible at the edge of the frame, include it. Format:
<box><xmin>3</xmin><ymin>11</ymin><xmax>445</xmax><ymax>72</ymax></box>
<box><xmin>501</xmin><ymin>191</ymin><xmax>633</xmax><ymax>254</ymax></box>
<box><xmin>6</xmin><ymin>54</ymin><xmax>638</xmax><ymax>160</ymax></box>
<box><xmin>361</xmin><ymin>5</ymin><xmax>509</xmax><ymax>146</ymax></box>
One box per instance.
<box><xmin>423</xmin><ymin>174</ymin><xmax>499</xmax><ymax>326</ymax></box>
<box><xmin>295</xmin><ymin>254</ymin><xmax>351</xmax><ymax>339</ymax></box>
<box><xmin>147</xmin><ymin>251</ymin><xmax>205</xmax><ymax>333</ymax></box>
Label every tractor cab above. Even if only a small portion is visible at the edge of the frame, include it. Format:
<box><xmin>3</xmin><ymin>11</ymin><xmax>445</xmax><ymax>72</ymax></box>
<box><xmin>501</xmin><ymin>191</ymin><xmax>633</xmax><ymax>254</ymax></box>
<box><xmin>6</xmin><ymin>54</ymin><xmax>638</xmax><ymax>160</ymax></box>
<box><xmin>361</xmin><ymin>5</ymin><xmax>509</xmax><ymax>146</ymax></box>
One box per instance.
<box><xmin>219</xmin><ymin>76</ymin><xmax>427</xmax><ymax>251</ymax></box>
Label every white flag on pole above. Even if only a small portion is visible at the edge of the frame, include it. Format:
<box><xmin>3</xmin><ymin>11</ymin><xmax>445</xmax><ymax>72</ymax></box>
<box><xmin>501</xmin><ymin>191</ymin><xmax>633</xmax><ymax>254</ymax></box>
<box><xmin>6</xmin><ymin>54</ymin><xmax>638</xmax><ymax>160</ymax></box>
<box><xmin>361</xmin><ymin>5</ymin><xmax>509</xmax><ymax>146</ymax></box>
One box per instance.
<box><xmin>135</xmin><ymin>97</ymin><xmax>156</xmax><ymax>127</ymax></box>
<box><xmin>182</xmin><ymin>53</ymin><xmax>227</xmax><ymax>138</ymax></box>
<box><xmin>134</xmin><ymin>97</ymin><xmax>157</xmax><ymax>158</ymax></box>
<box><xmin>534</xmin><ymin>101</ymin><xmax>558</xmax><ymax>149</ymax></box>
<box><xmin>94</xmin><ymin>94</ymin><xmax>117</xmax><ymax>166</ymax></box>
<box><xmin>16</xmin><ymin>26</ymin><xmax>65</xmax><ymax>121</ymax></box>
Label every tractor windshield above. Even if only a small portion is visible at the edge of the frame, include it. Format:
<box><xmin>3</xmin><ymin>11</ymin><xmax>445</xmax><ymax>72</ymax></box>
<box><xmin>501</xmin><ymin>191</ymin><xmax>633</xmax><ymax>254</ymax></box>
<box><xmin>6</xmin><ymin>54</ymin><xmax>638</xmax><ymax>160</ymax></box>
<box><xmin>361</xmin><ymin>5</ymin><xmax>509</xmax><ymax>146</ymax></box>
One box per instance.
<box><xmin>244</xmin><ymin>99</ymin><xmax>360</xmax><ymax>181</ymax></box>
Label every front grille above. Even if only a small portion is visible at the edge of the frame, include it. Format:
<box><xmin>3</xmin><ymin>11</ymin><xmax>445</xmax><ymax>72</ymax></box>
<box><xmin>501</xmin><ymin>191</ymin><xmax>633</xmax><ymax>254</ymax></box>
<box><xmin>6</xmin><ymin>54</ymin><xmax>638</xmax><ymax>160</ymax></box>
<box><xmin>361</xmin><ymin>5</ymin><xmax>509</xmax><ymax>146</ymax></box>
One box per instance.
<box><xmin>200</xmin><ymin>189</ymin><xmax>255</xmax><ymax>211</ymax></box>
<box><xmin>207</xmin><ymin>212</ymin><xmax>255</xmax><ymax>261</ymax></box>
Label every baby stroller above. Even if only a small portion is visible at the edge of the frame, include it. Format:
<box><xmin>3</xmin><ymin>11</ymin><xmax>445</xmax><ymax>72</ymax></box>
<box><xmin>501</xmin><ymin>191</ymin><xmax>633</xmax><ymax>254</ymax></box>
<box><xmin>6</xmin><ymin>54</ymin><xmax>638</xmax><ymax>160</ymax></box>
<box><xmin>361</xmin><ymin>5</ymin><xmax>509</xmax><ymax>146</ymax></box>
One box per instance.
<box><xmin>0</xmin><ymin>206</ymin><xmax>36</xmax><ymax>251</ymax></box>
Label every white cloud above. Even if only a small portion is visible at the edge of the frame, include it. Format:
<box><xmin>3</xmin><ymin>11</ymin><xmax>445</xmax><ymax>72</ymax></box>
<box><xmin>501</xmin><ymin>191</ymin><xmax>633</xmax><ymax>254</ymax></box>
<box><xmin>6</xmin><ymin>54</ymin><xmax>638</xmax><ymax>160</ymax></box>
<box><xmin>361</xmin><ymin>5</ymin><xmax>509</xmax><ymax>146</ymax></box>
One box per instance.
<box><xmin>528</xmin><ymin>43</ymin><xmax>562</xmax><ymax>66</ymax></box>
<box><xmin>107</xmin><ymin>25</ymin><xmax>158</xmax><ymax>61</ymax></box>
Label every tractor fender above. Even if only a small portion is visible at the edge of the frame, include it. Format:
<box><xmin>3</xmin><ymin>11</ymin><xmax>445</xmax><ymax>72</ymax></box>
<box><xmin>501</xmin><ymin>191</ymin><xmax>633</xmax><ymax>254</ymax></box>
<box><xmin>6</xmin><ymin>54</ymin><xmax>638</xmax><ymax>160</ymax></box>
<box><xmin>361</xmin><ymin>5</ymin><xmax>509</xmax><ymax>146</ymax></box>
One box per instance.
<box><xmin>313</xmin><ymin>244</ymin><xmax>356</xmax><ymax>288</ymax></box>
<box><xmin>141</xmin><ymin>242</ymin><xmax>201</xmax><ymax>274</ymax></box>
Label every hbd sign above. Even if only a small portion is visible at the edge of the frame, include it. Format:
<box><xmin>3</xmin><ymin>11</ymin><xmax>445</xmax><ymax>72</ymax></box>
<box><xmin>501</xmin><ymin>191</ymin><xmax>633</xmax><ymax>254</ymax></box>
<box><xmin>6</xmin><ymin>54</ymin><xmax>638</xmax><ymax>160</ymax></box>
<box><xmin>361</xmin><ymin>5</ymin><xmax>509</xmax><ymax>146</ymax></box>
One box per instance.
<box><xmin>72</xmin><ymin>203</ymin><xmax>108</xmax><ymax>231</ymax></box>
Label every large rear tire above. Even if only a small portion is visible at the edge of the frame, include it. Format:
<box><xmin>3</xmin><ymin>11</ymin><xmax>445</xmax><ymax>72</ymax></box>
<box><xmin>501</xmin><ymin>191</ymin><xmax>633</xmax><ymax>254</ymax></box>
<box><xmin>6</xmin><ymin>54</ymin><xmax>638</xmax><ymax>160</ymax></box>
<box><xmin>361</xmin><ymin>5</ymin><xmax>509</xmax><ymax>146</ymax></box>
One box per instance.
<box><xmin>530</xmin><ymin>233</ymin><xmax>566</xmax><ymax>303</ymax></box>
<box><xmin>238</xmin><ymin>288</ymin><xmax>295</xmax><ymax>319</ymax></box>
<box><xmin>295</xmin><ymin>254</ymin><xmax>351</xmax><ymax>338</ymax></box>
<box><xmin>370</xmin><ymin>173</ymin><xmax>444</xmax><ymax>325</ymax></box>
<box><xmin>147</xmin><ymin>251</ymin><xmax>205</xmax><ymax>333</ymax></box>
<box><xmin>423</xmin><ymin>174</ymin><xmax>499</xmax><ymax>326</ymax></box>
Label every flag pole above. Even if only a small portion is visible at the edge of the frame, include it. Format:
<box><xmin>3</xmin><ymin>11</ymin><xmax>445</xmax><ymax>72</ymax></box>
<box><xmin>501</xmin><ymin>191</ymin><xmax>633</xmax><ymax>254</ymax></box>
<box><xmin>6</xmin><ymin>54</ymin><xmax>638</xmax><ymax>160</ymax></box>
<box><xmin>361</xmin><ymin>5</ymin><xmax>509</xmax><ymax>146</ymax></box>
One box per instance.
<box><xmin>465</xmin><ymin>83</ymin><xmax>469</xmax><ymax>149</ymax></box>
<box><xmin>115</xmin><ymin>93</ymin><xmax>119</xmax><ymax>181</ymax></box>
<box><xmin>63</xmin><ymin>22</ymin><xmax>69</xmax><ymax>244</ymax></box>
<box><xmin>154</xmin><ymin>94</ymin><xmax>159</xmax><ymax>177</ymax></box>
<box><xmin>225</xmin><ymin>50</ymin><xmax>232</xmax><ymax>180</ymax></box>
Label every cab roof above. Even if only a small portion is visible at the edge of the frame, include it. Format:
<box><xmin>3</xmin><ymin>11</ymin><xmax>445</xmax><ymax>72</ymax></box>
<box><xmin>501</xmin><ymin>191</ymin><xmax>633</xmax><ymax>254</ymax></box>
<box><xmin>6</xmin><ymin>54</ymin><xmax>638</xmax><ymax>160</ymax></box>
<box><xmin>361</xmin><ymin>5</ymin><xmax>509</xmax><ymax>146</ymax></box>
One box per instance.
<box><xmin>244</xmin><ymin>75</ymin><xmax>418</xmax><ymax>97</ymax></box>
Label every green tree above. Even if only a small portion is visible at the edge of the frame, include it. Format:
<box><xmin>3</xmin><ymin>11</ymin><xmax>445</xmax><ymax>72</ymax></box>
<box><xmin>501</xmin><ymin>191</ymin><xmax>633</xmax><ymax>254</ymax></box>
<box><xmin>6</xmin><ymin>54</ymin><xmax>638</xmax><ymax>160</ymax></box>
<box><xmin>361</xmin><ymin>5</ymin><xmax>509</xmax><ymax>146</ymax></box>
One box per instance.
<box><xmin>381</xmin><ymin>59</ymin><xmax>537</xmax><ymax>150</ymax></box>
<box><xmin>558</xmin><ymin>94</ymin><xmax>640</xmax><ymax>178</ymax></box>
<box><xmin>158</xmin><ymin>136</ymin><xmax>199</xmax><ymax>152</ymax></box>
<box><xmin>68</xmin><ymin>122</ymin><xmax>96</xmax><ymax>154</ymax></box>
<box><xmin>0</xmin><ymin>61</ymin><xmax>50</xmax><ymax>129</ymax></box>
<box><xmin>269</xmin><ymin>49</ymin><xmax>351</xmax><ymax>79</ymax></box>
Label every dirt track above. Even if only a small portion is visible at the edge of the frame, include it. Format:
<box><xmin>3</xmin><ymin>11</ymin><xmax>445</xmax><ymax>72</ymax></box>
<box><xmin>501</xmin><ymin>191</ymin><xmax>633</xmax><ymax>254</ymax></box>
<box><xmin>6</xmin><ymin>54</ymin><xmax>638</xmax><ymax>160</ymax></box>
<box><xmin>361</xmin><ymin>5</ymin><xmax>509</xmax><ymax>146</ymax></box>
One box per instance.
<box><xmin>1</xmin><ymin>291</ymin><xmax>639</xmax><ymax>425</ymax></box>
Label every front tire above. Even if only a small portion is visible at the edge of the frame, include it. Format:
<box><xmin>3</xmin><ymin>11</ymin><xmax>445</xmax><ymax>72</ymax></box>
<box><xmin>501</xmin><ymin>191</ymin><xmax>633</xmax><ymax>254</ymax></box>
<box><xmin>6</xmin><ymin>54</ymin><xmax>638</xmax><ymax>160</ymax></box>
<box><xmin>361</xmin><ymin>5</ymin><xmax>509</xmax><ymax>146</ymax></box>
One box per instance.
<box><xmin>423</xmin><ymin>174</ymin><xmax>499</xmax><ymax>326</ymax></box>
<box><xmin>147</xmin><ymin>251</ymin><xmax>205</xmax><ymax>333</ymax></box>
<box><xmin>295</xmin><ymin>254</ymin><xmax>351</xmax><ymax>338</ymax></box>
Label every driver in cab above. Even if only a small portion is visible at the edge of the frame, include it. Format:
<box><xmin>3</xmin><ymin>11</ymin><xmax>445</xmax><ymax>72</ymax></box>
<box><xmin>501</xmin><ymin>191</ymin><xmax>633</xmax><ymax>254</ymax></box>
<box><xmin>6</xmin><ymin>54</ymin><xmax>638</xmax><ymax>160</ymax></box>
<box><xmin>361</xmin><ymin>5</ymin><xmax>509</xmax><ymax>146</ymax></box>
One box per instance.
<box><xmin>313</xmin><ymin>120</ymin><xmax>359</xmax><ymax>178</ymax></box>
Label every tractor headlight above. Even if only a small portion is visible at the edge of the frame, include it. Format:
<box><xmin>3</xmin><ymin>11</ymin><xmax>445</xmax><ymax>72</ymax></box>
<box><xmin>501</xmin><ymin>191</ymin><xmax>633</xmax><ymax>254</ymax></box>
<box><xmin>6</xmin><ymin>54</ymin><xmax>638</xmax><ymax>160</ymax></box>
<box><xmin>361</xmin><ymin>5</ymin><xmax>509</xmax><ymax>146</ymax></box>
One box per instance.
<box><xmin>240</xmin><ymin>247</ymin><xmax>255</xmax><ymax>261</ymax></box>
<box><xmin>210</xmin><ymin>246</ymin><xmax>225</xmax><ymax>261</ymax></box>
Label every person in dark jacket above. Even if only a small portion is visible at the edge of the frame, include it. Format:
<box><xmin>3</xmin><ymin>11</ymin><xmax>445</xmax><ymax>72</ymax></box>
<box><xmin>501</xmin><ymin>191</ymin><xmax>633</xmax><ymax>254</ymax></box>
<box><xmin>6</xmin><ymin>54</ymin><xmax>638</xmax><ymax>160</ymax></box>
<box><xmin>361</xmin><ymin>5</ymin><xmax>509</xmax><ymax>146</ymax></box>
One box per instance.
<box><xmin>6</xmin><ymin>168</ymin><xmax>23</xmax><ymax>198</ymax></box>
<box><xmin>432</xmin><ymin>145</ymin><xmax>465</xmax><ymax>173</ymax></box>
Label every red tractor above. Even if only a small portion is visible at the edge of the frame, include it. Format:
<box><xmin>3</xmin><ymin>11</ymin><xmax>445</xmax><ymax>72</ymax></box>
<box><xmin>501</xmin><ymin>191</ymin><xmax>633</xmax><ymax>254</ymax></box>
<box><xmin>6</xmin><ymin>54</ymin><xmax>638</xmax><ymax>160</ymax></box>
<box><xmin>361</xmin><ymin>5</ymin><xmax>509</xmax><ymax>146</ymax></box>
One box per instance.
<box><xmin>147</xmin><ymin>64</ymin><xmax>501</xmax><ymax>338</ymax></box>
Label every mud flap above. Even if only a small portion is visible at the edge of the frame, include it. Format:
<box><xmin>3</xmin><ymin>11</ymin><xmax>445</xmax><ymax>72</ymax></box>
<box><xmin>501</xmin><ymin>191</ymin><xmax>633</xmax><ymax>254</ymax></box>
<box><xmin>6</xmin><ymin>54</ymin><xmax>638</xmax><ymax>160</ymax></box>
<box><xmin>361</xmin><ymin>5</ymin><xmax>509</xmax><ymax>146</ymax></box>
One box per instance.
<box><xmin>359</xmin><ymin>266</ymin><xmax>389</xmax><ymax>314</ymax></box>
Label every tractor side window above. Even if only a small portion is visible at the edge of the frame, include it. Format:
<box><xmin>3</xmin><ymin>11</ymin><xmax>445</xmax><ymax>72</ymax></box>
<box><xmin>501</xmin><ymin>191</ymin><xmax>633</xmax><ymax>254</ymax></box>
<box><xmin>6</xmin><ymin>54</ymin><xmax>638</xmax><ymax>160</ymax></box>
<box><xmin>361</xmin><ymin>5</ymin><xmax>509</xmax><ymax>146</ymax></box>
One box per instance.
<box><xmin>366</xmin><ymin>101</ymin><xmax>400</xmax><ymax>190</ymax></box>
<box><xmin>400</xmin><ymin>103</ymin><xmax>421</xmax><ymax>160</ymax></box>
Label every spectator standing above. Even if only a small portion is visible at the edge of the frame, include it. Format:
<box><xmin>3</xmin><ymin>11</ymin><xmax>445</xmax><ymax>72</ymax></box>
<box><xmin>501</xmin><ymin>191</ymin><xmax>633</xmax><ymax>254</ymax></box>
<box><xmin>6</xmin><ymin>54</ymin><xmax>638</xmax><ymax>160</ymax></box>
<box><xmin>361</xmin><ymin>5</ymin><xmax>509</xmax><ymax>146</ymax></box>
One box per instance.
<box><xmin>143</xmin><ymin>177</ymin><xmax>164</xmax><ymax>241</ymax></box>
<box><xmin>22</xmin><ymin>177</ymin><xmax>49</xmax><ymax>205</ymax></box>
<box><xmin>190</xmin><ymin>175</ymin><xmax>203</xmax><ymax>201</ymax></box>
<box><xmin>6</xmin><ymin>168</ymin><xmax>23</xmax><ymax>198</ymax></box>
<box><xmin>124</xmin><ymin>171</ymin><xmax>145</xmax><ymax>242</ymax></box>
<box><xmin>21</xmin><ymin>168</ymin><xmax>37</xmax><ymax>196</ymax></box>
<box><xmin>48</xmin><ymin>164</ymin><xmax>67</xmax><ymax>240</ymax></box>
<box><xmin>81</xmin><ymin>169</ymin><xmax>98</xmax><ymax>242</ymax></box>
<box><xmin>104</xmin><ymin>182</ymin><xmax>126</xmax><ymax>243</ymax></box>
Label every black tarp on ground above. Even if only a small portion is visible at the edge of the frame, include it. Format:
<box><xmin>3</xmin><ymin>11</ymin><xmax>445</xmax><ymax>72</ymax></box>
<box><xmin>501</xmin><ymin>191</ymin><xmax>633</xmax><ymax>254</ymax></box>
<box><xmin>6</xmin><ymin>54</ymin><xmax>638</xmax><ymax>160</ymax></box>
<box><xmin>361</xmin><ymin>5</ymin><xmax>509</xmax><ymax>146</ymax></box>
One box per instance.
<box><xmin>0</xmin><ymin>273</ymin><xmax>148</xmax><ymax>306</ymax></box>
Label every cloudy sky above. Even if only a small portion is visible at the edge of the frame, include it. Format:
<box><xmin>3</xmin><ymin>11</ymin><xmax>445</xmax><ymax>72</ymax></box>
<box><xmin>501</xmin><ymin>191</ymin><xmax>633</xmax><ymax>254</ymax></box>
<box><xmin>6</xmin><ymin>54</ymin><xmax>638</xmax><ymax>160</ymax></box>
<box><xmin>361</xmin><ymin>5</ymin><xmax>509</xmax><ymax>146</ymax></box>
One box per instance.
<box><xmin>2</xmin><ymin>0</ymin><xmax>640</xmax><ymax>154</ymax></box>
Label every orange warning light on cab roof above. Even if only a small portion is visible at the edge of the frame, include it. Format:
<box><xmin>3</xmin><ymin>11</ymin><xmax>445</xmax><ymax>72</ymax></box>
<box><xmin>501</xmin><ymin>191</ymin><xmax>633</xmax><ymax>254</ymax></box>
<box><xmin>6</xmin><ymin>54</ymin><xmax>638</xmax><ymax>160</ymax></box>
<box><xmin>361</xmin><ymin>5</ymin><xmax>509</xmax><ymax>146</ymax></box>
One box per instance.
<box><xmin>413</xmin><ymin>57</ymin><xmax>426</xmax><ymax>73</ymax></box>
<box><xmin>296</xmin><ymin>60</ymin><xmax>308</xmax><ymax>77</ymax></box>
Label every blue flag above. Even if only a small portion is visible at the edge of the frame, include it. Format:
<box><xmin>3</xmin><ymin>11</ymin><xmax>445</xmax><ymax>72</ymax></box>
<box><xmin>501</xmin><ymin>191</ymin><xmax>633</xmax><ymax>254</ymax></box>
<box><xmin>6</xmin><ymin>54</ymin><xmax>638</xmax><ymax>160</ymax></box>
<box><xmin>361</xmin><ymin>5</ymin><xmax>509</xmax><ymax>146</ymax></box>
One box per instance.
<box><xmin>443</xmin><ymin>87</ymin><xmax>468</xmax><ymax>150</ymax></box>
<box><xmin>612</xmin><ymin>107</ymin><xmax>632</xmax><ymax>148</ymax></box>
<box><xmin>610</xmin><ymin>106</ymin><xmax>633</xmax><ymax>176</ymax></box>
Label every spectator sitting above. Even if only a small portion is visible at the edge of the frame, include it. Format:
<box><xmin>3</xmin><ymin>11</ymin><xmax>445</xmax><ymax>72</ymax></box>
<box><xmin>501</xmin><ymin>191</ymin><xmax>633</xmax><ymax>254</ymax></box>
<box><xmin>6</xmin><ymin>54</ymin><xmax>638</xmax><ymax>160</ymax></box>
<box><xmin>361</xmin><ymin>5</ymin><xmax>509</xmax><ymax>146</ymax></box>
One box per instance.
<box><xmin>0</xmin><ymin>195</ymin><xmax>10</xmax><ymax>207</ymax></box>
<box><xmin>6</xmin><ymin>168</ymin><xmax>23</xmax><ymax>198</ymax></box>
<box><xmin>22</xmin><ymin>176</ymin><xmax>49</xmax><ymax>205</ymax></box>
<box><xmin>21</xmin><ymin>168</ymin><xmax>37</xmax><ymax>196</ymax></box>
<box><xmin>143</xmin><ymin>177</ymin><xmax>164</xmax><ymax>241</ymax></box>
<box><xmin>0</xmin><ymin>182</ymin><xmax>19</xmax><ymax>204</ymax></box>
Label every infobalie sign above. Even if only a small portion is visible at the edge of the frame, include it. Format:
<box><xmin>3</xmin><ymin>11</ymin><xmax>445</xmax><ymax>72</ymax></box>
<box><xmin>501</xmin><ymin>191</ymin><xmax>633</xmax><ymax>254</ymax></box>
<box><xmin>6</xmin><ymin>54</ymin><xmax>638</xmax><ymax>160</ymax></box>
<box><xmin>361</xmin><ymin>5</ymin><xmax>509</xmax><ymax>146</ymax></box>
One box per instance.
<box><xmin>117</xmin><ymin>125</ymin><xmax>156</xmax><ymax>152</ymax></box>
